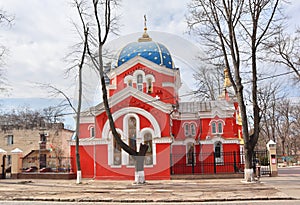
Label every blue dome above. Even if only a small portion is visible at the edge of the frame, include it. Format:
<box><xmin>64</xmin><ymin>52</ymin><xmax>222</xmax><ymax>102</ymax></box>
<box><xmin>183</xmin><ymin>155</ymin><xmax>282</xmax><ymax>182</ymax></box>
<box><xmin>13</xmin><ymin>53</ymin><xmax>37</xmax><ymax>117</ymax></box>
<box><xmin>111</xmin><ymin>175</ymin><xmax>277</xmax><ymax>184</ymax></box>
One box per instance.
<box><xmin>117</xmin><ymin>41</ymin><xmax>174</xmax><ymax>69</ymax></box>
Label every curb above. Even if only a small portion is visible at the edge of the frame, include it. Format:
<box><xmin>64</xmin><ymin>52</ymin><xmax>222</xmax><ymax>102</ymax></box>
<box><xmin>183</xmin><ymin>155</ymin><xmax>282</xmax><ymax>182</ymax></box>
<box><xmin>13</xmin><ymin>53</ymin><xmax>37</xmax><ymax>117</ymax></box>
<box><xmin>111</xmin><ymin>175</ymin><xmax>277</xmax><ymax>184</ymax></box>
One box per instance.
<box><xmin>9</xmin><ymin>196</ymin><xmax>296</xmax><ymax>203</ymax></box>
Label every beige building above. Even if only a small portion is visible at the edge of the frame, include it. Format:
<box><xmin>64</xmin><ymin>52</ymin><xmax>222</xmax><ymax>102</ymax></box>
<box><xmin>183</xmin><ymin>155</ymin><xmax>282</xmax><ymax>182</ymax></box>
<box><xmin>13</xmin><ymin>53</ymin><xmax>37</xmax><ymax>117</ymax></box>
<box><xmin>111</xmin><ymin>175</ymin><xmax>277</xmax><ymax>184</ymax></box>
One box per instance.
<box><xmin>0</xmin><ymin>123</ymin><xmax>74</xmax><ymax>173</ymax></box>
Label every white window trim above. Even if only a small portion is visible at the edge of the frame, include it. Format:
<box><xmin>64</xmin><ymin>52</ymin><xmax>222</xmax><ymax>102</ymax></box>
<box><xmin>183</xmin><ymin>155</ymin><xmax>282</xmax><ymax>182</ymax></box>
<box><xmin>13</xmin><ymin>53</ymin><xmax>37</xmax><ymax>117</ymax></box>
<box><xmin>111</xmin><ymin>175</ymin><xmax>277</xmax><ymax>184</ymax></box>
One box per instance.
<box><xmin>88</xmin><ymin>126</ymin><xmax>95</xmax><ymax>138</ymax></box>
<box><xmin>214</xmin><ymin>141</ymin><xmax>224</xmax><ymax>165</ymax></box>
<box><xmin>123</xmin><ymin>113</ymin><xmax>140</xmax><ymax>166</ymax></box>
<box><xmin>182</xmin><ymin>122</ymin><xmax>197</xmax><ymax>137</ymax></box>
<box><xmin>124</xmin><ymin>75</ymin><xmax>134</xmax><ymax>87</ymax></box>
<box><xmin>145</xmin><ymin>74</ymin><xmax>155</xmax><ymax>93</ymax></box>
<box><xmin>140</xmin><ymin>128</ymin><xmax>156</xmax><ymax>166</ymax></box>
<box><xmin>190</xmin><ymin>123</ymin><xmax>196</xmax><ymax>137</ymax></box>
<box><xmin>108</xmin><ymin>128</ymin><xmax>124</xmax><ymax>166</ymax></box>
<box><xmin>186</xmin><ymin>142</ymin><xmax>196</xmax><ymax>165</ymax></box>
<box><xmin>209</xmin><ymin>119</ymin><xmax>225</xmax><ymax>135</ymax></box>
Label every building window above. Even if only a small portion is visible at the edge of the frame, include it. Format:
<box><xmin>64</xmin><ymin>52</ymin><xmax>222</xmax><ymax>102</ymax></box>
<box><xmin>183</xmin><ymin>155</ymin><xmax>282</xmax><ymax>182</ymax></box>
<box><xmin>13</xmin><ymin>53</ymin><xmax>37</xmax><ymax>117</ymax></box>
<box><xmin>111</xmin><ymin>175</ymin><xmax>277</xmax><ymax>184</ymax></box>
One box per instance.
<box><xmin>90</xmin><ymin>126</ymin><xmax>95</xmax><ymax>138</ymax></box>
<box><xmin>7</xmin><ymin>135</ymin><xmax>13</xmax><ymax>145</ymax></box>
<box><xmin>128</xmin><ymin>117</ymin><xmax>137</xmax><ymax>165</ymax></box>
<box><xmin>211</xmin><ymin>120</ymin><xmax>224</xmax><ymax>134</ymax></box>
<box><xmin>211</xmin><ymin>122</ymin><xmax>217</xmax><ymax>134</ymax></box>
<box><xmin>7</xmin><ymin>155</ymin><xmax>11</xmax><ymax>165</ymax></box>
<box><xmin>187</xmin><ymin>143</ymin><xmax>195</xmax><ymax>165</ymax></box>
<box><xmin>128</xmin><ymin>80</ymin><xmax>132</xmax><ymax>87</ymax></box>
<box><xmin>184</xmin><ymin>124</ymin><xmax>190</xmax><ymax>136</ymax></box>
<box><xmin>147</xmin><ymin>79</ymin><xmax>152</xmax><ymax>93</ymax></box>
<box><xmin>214</xmin><ymin>141</ymin><xmax>223</xmax><ymax>165</ymax></box>
<box><xmin>218</xmin><ymin>122</ymin><xmax>223</xmax><ymax>133</ymax></box>
<box><xmin>113</xmin><ymin>133</ymin><xmax>122</xmax><ymax>165</ymax></box>
<box><xmin>144</xmin><ymin>133</ymin><xmax>153</xmax><ymax>165</ymax></box>
<box><xmin>190</xmin><ymin>124</ymin><xmax>196</xmax><ymax>136</ymax></box>
<box><xmin>137</xmin><ymin>74</ymin><xmax>143</xmax><ymax>91</ymax></box>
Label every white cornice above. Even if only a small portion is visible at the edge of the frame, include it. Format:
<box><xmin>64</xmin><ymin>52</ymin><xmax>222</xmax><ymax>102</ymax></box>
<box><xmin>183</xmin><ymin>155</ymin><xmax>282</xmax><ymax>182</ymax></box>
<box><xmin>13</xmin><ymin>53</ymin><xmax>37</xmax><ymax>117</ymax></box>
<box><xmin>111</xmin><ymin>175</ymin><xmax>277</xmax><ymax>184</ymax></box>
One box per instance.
<box><xmin>69</xmin><ymin>138</ymin><xmax>108</xmax><ymax>146</ymax></box>
<box><xmin>200</xmin><ymin>136</ymin><xmax>240</xmax><ymax>144</ymax></box>
<box><xmin>153</xmin><ymin>137</ymin><xmax>172</xmax><ymax>144</ymax></box>
<box><xmin>172</xmin><ymin>138</ymin><xmax>196</xmax><ymax>145</ymax></box>
<box><xmin>79</xmin><ymin>116</ymin><xmax>95</xmax><ymax>124</ymax></box>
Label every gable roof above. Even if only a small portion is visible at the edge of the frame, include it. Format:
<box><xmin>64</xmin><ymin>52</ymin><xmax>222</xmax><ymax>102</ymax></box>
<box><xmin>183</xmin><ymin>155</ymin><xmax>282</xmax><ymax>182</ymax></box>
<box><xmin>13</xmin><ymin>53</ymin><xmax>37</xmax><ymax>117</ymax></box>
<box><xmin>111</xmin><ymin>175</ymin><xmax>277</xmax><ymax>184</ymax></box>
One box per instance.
<box><xmin>81</xmin><ymin>86</ymin><xmax>172</xmax><ymax>117</ymax></box>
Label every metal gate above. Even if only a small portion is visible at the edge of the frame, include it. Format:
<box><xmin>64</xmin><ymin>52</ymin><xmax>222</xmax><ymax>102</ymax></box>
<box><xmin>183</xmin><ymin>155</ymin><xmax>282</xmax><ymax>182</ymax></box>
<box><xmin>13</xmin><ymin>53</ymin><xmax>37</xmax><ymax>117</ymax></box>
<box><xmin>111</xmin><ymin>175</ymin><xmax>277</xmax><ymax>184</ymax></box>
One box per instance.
<box><xmin>253</xmin><ymin>150</ymin><xmax>271</xmax><ymax>176</ymax></box>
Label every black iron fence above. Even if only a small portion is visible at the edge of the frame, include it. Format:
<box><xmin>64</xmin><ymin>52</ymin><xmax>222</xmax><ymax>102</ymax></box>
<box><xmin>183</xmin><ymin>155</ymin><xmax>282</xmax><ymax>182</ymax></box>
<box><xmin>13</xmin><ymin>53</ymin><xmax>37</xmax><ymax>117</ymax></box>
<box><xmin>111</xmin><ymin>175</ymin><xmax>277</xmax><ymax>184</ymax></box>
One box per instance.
<box><xmin>253</xmin><ymin>150</ymin><xmax>271</xmax><ymax>176</ymax></box>
<box><xmin>171</xmin><ymin>150</ymin><xmax>270</xmax><ymax>176</ymax></box>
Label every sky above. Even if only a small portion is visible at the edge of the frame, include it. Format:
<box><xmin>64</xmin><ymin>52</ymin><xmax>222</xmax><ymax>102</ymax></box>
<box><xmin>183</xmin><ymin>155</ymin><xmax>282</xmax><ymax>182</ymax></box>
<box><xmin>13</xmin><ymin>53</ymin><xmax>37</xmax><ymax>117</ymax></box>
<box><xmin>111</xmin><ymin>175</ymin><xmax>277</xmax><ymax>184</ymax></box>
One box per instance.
<box><xmin>0</xmin><ymin>0</ymin><xmax>300</xmax><ymax>114</ymax></box>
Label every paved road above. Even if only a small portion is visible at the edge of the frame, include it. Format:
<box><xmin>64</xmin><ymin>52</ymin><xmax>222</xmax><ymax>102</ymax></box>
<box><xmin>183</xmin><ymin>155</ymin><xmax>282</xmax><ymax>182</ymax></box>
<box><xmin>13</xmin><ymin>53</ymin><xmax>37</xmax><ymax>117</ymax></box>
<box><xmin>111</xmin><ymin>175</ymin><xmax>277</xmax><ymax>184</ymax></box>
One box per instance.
<box><xmin>262</xmin><ymin>166</ymin><xmax>300</xmax><ymax>200</ymax></box>
<box><xmin>278</xmin><ymin>166</ymin><xmax>300</xmax><ymax>175</ymax></box>
<box><xmin>0</xmin><ymin>166</ymin><xmax>299</xmax><ymax>204</ymax></box>
<box><xmin>1</xmin><ymin>200</ymin><xmax>300</xmax><ymax>205</ymax></box>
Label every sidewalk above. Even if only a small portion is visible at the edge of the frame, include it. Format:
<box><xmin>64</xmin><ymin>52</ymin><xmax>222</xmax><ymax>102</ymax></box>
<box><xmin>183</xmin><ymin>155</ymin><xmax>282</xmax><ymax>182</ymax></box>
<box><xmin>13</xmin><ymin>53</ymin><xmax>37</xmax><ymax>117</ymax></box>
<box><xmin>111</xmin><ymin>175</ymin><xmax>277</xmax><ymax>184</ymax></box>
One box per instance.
<box><xmin>0</xmin><ymin>177</ymin><xmax>297</xmax><ymax>203</ymax></box>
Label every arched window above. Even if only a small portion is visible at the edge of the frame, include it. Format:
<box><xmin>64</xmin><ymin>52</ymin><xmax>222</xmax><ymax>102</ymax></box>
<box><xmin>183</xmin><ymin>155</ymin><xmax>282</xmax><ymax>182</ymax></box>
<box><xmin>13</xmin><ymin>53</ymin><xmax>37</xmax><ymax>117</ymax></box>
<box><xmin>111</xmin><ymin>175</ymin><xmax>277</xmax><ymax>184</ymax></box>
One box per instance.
<box><xmin>211</xmin><ymin>122</ymin><xmax>217</xmax><ymax>134</ymax></box>
<box><xmin>137</xmin><ymin>74</ymin><xmax>143</xmax><ymax>91</ymax></box>
<box><xmin>214</xmin><ymin>141</ymin><xmax>223</xmax><ymax>165</ymax></box>
<box><xmin>190</xmin><ymin>124</ymin><xmax>196</xmax><ymax>136</ymax></box>
<box><xmin>218</xmin><ymin>122</ymin><xmax>223</xmax><ymax>133</ymax></box>
<box><xmin>113</xmin><ymin>133</ymin><xmax>122</xmax><ymax>165</ymax></box>
<box><xmin>147</xmin><ymin>78</ymin><xmax>152</xmax><ymax>93</ymax></box>
<box><xmin>215</xmin><ymin>142</ymin><xmax>221</xmax><ymax>158</ymax></box>
<box><xmin>89</xmin><ymin>126</ymin><xmax>95</xmax><ymax>138</ymax></box>
<box><xmin>144</xmin><ymin>133</ymin><xmax>153</xmax><ymax>165</ymax></box>
<box><xmin>128</xmin><ymin>117</ymin><xmax>137</xmax><ymax>165</ymax></box>
<box><xmin>187</xmin><ymin>143</ymin><xmax>194</xmax><ymax>165</ymax></box>
<box><xmin>184</xmin><ymin>123</ymin><xmax>190</xmax><ymax>136</ymax></box>
<box><xmin>128</xmin><ymin>80</ymin><xmax>132</xmax><ymax>87</ymax></box>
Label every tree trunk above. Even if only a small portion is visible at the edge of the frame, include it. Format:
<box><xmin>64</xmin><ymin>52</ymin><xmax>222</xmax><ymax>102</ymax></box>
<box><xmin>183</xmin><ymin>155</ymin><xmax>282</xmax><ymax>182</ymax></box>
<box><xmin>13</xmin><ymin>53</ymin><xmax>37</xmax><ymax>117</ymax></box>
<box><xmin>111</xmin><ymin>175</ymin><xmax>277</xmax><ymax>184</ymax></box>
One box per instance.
<box><xmin>244</xmin><ymin>144</ymin><xmax>254</xmax><ymax>182</ymax></box>
<box><xmin>134</xmin><ymin>143</ymin><xmax>148</xmax><ymax>184</ymax></box>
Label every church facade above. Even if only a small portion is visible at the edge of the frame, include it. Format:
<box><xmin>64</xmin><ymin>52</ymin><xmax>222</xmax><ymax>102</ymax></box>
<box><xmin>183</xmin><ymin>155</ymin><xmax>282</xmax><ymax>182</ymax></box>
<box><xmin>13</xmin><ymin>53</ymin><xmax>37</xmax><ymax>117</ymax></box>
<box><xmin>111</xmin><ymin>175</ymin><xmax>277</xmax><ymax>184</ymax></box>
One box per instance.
<box><xmin>70</xmin><ymin>27</ymin><xmax>244</xmax><ymax>180</ymax></box>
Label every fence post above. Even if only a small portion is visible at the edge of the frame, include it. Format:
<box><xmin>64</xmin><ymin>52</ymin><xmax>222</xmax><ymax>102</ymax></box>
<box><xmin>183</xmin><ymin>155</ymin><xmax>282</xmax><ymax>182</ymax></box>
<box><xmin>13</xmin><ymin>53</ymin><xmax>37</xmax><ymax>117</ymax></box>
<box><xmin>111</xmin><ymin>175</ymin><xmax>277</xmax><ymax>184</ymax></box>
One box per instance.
<box><xmin>192</xmin><ymin>150</ymin><xmax>195</xmax><ymax>174</ymax></box>
<box><xmin>11</xmin><ymin>148</ymin><xmax>23</xmax><ymax>179</ymax></box>
<box><xmin>170</xmin><ymin>153</ymin><xmax>173</xmax><ymax>175</ymax></box>
<box><xmin>233</xmin><ymin>151</ymin><xmax>237</xmax><ymax>173</ymax></box>
<box><xmin>213</xmin><ymin>152</ymin><xmax>216</xmax><ymax>174</ymax></box>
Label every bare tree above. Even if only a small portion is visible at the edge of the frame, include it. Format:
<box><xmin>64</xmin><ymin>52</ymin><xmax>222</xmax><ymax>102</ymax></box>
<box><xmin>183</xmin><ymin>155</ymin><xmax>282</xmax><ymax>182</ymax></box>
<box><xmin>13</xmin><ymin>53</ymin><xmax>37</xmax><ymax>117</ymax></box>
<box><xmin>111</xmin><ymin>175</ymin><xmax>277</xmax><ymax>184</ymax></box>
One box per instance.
<box><xmin>275</xmin><ymin>100</ymin><xmax>294</xmax><ymax>157</ymax></box>
<box><xmin>187</xmin><ymin>0</ymin><xmax>283</xmax><ymax>181</ymax></box>
<box><xmin>38</xmin><ymin>0</ymin><xmax>89</xmax><ymax>184</ymax></box>
<box><xmin>256</xmin><ymin>83</ymin><xmax>280</xmax><ymax>148</ymax></box>
<box><xmin>0</xmin><ymin>9</ymin><xmax>13</xmax><ymax>94</ymax></box>
<box><xmin>0</xmin><ymin>106</ymin><xmax>65</xmax><ymax>131</ymax></box>
<box><xmin>267</xmin><ymin>29</ymin><xmax>300</xmax><ymax>83</ymax></box>
<box><xmin>193</xmin><ymin>64</ymin><xmax>224</xmax><ymax>100</ymax></box>
<box><xmin>73</xmin><ymin>0</ymin><xmax>149</xmax><ymax>183</ymax></box>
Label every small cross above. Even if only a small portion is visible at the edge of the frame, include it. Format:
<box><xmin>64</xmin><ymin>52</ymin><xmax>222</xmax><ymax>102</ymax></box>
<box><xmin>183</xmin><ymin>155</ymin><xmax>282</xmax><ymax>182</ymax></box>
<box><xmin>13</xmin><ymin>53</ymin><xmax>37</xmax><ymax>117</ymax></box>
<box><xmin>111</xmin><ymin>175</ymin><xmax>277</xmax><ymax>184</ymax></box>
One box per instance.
<box><xmin>144</xmin><ymin>14</ymin><xmax>147</xmax><ymax>28</ymax></box>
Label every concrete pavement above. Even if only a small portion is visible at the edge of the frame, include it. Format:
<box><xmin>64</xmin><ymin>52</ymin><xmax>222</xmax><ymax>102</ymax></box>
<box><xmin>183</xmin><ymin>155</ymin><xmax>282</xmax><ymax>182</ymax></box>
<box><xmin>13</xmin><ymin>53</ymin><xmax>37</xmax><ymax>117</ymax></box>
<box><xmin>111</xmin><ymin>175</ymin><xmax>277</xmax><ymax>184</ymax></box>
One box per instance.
<box><xmin>0</xmin><ymin>176</ymin><xmax>298</xmax><ymax>204</ymax></box>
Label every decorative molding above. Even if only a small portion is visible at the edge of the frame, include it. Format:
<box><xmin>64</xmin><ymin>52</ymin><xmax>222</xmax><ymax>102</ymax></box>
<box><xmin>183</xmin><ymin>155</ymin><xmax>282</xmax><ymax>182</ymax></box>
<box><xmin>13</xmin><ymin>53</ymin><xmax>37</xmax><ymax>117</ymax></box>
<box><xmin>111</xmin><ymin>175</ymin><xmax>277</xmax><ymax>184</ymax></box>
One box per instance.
<box><xmin>172</xmin><ymin>138</ymin><xmax>196</xmax><ymax>145</ymax></box>
<box><xmin>79</xmin><ymin>116</ymin><xmax>95</xmax><ymax>124</ymax></box>
<box><xmin>200</xmin><ymin>136</ymin><xmax>240</xmax><ymax>144</ymax></box>
<box><xmin>162</xmin><ymin>82</ymin><xmax>174</xmax><ymax>88</ymax></box>
<box><xmin>69</xmin><ymin>138</ymin><xmax>108</xmax><ymax>146</ymax></box>
<box><xmin>153</xmin><ymin>137</ymin><xmax>172</xmax><ymax>144</ymax></box>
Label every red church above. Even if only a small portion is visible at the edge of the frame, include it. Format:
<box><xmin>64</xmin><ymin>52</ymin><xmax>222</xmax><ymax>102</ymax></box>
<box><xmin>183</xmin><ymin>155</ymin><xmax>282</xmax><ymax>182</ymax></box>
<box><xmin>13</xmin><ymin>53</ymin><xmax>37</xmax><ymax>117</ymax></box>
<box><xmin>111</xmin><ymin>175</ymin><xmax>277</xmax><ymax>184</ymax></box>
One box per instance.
<box><xmin>70</xmin><ymin>27</ymin><xmax>244</xmax><ymax>180</ymax></box>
